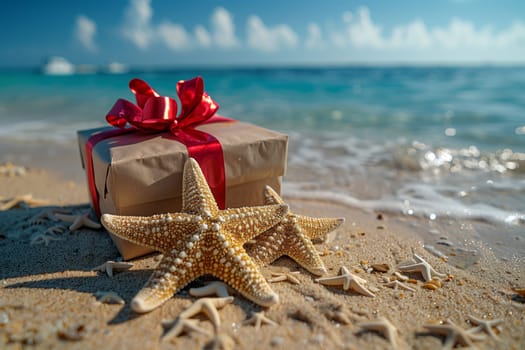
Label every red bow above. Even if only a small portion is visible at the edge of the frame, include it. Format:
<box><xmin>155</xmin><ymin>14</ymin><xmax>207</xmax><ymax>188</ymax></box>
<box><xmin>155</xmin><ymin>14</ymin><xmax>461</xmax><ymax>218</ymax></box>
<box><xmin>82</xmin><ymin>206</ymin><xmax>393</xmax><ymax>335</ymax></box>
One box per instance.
<box><xmin>105</xmin><ymin>77</ymin><xmax>219</xmax><ymax>133</ymax></box>
<box><xmin>88</xmin><ymin>76</ymin><xmax>229</xmax><ymax>216</ymax></box>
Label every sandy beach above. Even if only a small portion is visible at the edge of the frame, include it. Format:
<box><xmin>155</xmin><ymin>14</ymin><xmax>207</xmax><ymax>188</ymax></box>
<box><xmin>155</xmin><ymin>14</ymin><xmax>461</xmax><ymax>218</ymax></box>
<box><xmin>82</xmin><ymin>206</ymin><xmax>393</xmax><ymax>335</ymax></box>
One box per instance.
<box><xmin>2</xmin><ymin>0</ymin><xmax>525</xmax><ymax>347</ymax></box>
<box><xmin>1</xmin><ymin>165</ymin><xmax>523</xmax><ymax>350</ymax></box>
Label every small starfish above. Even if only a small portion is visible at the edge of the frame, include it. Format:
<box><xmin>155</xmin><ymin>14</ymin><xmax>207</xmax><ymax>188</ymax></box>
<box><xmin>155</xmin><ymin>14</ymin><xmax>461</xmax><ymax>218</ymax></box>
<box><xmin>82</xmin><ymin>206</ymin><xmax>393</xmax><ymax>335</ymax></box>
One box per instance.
<box><xmin>54</xmin><ymin>212</ymin><xmax>101</xmax><ymax>231</ymax></box>
<box><xmin>101</xmin><ymin>158</ymin><xmax>287</xmax><ymax>312</ymax></box>
<box><xmin>358</xmin><ymin>317</ymin><xmax>399</xmax><ymax>349</ymax></box>
<box><xmin>30</xmin><ymin>232</ymin><xmax>63</xmax><ymax>246</ymax></box>
<box><xmin>245</xmin><ymin>186</ymin><xmax>344</xmax><ymax>276</ymax></box>
<box><xmin>0</xmin><ymin>194</ymin><xmax>49</xmax><ymax>211</ymax></box>
<box><xmin>316</xmin><ymin>266</ymin><xmax>375</xmax><ymax>297</ymax></box>
<box><xmin>423</xmin><ymin>319</ymin><xmax>486</xmax><ymax>350</ymax></box>
<box><xmin>268</xmin><ymin>271</ymin><xmax>301</xmax><ymax>285</ymax></box>
<box><xmin>95</xmin><ymin>291</ymin><xmax>125</xmax><ymax>304</ymax></box>
<box><xmin>29</xmin><ymin>208</ymin><xmax>70</xmax><ymax>224</ymax></box>
<box><xmin>44</xmin><ymin>224</ymin><xmax>68</xmax><ymax>235</ymax></box>
<box><xmin>0</xmin><ymin>162</ymin><xmax>26</xmax><ymax>177</ymax></box>
<box><xmin>92</xmin><ymin>260</ymin><xmax>134</xmax><ymax>277</ymax></box>
<box><xmin>189</xmin><ymin>281</ymin><xmax>230</xmax><ymax>298</ymax></box>
<box><xmin>205</xmin><ymin>333</ymin><xmax>236</xmax><ymax>350</ymax></box>
<box><xmin>467</xmin><ymin>315</ymin><xmax>503</xmax><ymax>339</ymax></box>
<box><xmin>384</xmin><ymin>280</ymin><xmax>416</xmax><ymax>292</ymax></box>
<box><xmin>242</xmin><ymin>311</ymin><xmax>278</xmax><ymax>330</ymax></box>
<box><xmin>325</xmin><ymin>309</ymin><xmax>352</xmax><ymax>325</ymax></box>
<box><xmin>397</xmin><ymin>254</ymin><xmax>446</xmax><ymax>282</ymax></box>
<box><xmin>178</xmin><ymin>296</ymin><xmax>234</xmax><ymax>332</ymax></box>
<box><xmin>162</xmin><ymin>318</ymin><xmax>212</xmax><ymax>341</ymax></box>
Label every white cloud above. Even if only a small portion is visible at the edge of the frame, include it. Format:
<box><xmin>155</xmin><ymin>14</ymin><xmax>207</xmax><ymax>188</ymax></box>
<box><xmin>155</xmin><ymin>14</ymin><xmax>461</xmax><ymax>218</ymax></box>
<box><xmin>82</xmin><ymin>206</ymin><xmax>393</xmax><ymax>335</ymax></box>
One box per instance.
<box><xmin>75</xmin><ymin>15</ymin><xmax>97</xmax><ymax>52</ymax></box>
<box><xmin>330</xmin><ymin>32</ymin><xmax>347</xmax><ymax>49</ymax></box>
<box><xmin>305</xmin><ymin>23</ymin><xmax>324</xmax><ymax>49</ymax></box>
<box><xmin>158</xmin><ymin>21</ymin><xmax>192</xmax><ymax>50</ymax></box>
<box><xmin>432</xmin><ymin>18</ymin><xmax>487</xmax><ymax>48</ymax></box>
<box><xmin>342</xmin><ymin>11</ymin><xmax>353</xmax><ymax>23</ymax></box>
<box><xmin>116</xmin><ymin>1</ymin><xmax>524</xmax><ymax>62</ymax></box>
<box><xmin>211</xmin><ymin>7</ymin><xmax>239</xmax><ymax>48</ymax></box>
<box><xmin>329</xmin><ymin>6</ymin><xmax>525</xmax><ymax>61</ymax></box>
<box><xmin>391</xmin><ymin>19</ymin><xmax>431</xmax><ymax>48</ymax></box>
<box><xmin>121</xmin><ymin>2</ymin><xmax>239</xmax><ymax>51</ymax></box>
<box><xmin>194</xmin><ymin>25</ymin><xmax>211</xmax><ymax>47</ymax></box>
<box><xmin>247</xmin><ymin>15</ymin><xmax>298</xmax><ymax>52</ymax></box>
<box><xmin>497</xmin><ymin>21</ymin><xmax>525</xmax><ymax>47</ymax></box>
<box><xmin>345</xmin><ymin>7</ymin><xmax>385</xmax><ymax>48</ymax></box>
<box><xmin>392</xmin><ymin>17</ymin><xmax>525</xmax><ymax>52</ymax></box>
<box><xmin>122</xmin><ymin>0</ymin><xmax>154</xmax><ymax>49</ymax></box>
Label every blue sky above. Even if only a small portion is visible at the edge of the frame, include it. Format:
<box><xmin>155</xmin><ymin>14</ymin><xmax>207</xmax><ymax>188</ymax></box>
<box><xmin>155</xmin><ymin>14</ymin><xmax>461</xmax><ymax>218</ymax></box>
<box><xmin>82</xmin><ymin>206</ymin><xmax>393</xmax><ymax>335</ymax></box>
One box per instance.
<box><xmin>2</xmin><ymin>0</ymin><xmax>524</xmax><ymax>67</ymax></box>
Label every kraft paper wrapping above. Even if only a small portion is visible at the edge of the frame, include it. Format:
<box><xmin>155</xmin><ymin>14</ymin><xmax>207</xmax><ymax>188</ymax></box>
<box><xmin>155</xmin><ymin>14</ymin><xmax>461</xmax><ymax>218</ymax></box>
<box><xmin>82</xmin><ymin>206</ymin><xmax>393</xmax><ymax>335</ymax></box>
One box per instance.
<box><xmin>78</xmin><ymin>121</ymin><xmax>288</xmax><ymax>259</ymax></box>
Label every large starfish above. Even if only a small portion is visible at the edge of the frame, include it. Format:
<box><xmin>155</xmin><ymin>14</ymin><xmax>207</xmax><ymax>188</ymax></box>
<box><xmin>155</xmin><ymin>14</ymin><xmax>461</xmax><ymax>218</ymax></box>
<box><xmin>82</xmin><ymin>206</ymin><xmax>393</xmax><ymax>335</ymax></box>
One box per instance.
<box><xmin>245</xmin><ymin>186</ymin><xmax>344</xmax><ymax>276</ymax></box>
<box><xmin>101</xmin><ymin>158</ymin><xmax>287</xmax><ymax>313</ymax></box>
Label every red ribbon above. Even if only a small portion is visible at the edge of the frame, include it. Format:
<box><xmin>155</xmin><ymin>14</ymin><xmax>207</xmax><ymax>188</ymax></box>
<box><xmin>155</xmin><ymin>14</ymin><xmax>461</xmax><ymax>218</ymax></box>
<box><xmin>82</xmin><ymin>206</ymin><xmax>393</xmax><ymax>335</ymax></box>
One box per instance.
<box><xmin>86</xmin><ymin>77</ymin><xmax>231</xmax><ymax>217</ymax></box>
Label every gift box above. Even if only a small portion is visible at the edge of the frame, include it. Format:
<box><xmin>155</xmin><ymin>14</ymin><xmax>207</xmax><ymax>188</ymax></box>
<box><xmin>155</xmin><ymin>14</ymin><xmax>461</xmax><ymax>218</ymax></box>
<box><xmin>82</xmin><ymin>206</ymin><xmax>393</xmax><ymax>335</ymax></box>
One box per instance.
<box><xmin>77</xmin><ymin>77</ymin><xmax>288</xmax><ymax>259</ymax></box>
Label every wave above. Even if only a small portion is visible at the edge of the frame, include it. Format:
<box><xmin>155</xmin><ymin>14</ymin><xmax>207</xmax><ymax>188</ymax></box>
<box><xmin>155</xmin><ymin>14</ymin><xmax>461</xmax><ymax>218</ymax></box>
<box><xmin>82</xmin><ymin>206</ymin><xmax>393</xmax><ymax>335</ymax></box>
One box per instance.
<box><xmin>0</xmin><ymin>120</ymin><xmax>104</xmax><ymax>143</ymax></box>
<box><xmin>283</xmin><ymin>183</ymin><xmax>525</xmax><ymax>226</ymax></box>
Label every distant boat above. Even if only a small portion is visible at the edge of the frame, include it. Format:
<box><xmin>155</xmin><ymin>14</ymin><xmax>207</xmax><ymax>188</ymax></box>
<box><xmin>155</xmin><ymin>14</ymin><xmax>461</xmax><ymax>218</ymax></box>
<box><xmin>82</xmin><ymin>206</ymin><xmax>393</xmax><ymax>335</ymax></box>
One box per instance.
<box><xmin>104</xmin><ymin>62</ymin><xmax>128</xmax><ymax>74</ymax></box>
<box><xmin>41</xmin><ymin>56</ymin><xmax>75</xmax><ymax>75</ymax></box>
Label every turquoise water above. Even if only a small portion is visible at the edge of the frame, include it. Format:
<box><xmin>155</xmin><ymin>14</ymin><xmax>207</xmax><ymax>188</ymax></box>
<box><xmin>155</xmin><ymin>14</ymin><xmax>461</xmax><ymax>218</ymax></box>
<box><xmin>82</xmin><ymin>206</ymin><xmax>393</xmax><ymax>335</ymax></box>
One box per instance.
<box><xmin>1</xmin><ymin>67</ymin><xmax>524</xmax><ymax>150</ymax></box>
<box><xmin>1</xmin><ymin>67</ymin><xmax>524</xmax><ymax>257</ymax></box>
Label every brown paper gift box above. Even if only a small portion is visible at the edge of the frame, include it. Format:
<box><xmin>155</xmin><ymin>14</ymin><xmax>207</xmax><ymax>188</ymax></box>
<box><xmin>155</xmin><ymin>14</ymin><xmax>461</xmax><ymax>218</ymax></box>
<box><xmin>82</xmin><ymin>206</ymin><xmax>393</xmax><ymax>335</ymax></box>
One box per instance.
<box><xmin>78</xmin><ymin>121</ymin><xmax>288</xmax><ymax>260</ymax></box>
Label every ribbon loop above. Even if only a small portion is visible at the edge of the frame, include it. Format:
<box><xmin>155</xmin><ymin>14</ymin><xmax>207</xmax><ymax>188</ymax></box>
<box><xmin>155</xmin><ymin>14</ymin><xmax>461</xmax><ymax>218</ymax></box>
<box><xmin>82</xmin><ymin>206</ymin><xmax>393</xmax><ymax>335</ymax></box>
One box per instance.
<box><xmin>106</xmin><ymin>99</ymin><xmax>143</xmax><ymax>129</ymax></box>
<box><xmin>130</xmin><ymin>78</ymin><xmax>160</xmax><ymax>107</ymax></box>
<box><xmin>177</xmin><ymin>77</ymin><xmax>204</xmax><ymax>116</ymax></box>
<box><xmin>106</xmin><ymin>76</ymin><xmax>219</xmax><ymax>134</ymax></box>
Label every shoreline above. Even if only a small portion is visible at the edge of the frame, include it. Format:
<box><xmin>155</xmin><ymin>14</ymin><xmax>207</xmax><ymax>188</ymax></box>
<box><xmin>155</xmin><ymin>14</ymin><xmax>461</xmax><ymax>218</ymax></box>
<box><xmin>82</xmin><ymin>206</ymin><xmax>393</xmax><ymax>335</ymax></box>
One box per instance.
<box><xmin>3</xmin><ymin>138</ymin><xmax>524</xmax><ymax>261</ymax></box>
<box><xmin>0</xmin><ymin>167</ymin><xmax>524</xmax><ymax>349</ymax></box>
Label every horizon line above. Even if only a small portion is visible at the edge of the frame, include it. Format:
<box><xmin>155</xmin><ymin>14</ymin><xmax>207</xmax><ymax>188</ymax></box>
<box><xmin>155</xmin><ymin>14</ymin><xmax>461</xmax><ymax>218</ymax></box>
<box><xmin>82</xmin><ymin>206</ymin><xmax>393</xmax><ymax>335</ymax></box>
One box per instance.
<box><xmin>1</xmin><ymin>61</ymin><xmax>525</xmax><ymax>72</ymax></box>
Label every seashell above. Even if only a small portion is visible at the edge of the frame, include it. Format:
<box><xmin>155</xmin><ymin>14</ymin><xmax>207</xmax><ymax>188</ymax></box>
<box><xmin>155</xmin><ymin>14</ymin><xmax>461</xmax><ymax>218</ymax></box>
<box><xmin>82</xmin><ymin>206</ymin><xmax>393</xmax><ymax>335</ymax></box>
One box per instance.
<box><xmin>428</xmin><ymin>278</ymin><xmax>442</xmax><ymax>288</ymax></box>
<box><xmin>371</xmin><ymin>263</ymin><xmax>390</xmax><ymax>273</ymax></box>
<box><xmin>394</xmin><ymin>271</ymin><xmax>409</xmax><ymax>281</ymax></box>
<box><xmin>0</xmin><ymin>312</ymin><xmax>8</xmax><ymax>325</ymax></box>
<box><xmin>512</xmin><ymin>287</ymin><xmax>525</xmax><ymax>297</ymax></box>
<box><xmin>422</xmin><ymin>282</ymin><xmax>438</xmax><ymax>290</ymax></box>
<box><xmin>57</xmin><ymin>324</ymin><xmax>88</xmax><ymax>341</ymax></box>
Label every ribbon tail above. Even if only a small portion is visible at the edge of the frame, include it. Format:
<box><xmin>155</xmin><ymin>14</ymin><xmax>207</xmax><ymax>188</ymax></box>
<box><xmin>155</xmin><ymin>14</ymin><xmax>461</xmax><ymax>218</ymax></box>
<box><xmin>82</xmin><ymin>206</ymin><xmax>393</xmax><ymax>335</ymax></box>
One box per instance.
<box><xmin>172</xmin><ymin>128</ymin><xmax>226</xmax><ymax>209</ymax></box>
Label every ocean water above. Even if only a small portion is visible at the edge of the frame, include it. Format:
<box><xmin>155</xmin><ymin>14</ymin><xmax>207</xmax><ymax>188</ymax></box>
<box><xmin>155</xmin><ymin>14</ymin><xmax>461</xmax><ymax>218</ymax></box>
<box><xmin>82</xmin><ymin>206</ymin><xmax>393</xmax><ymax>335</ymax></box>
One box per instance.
<box><xmin>1</xmin><ymin>67</ymin><xmax>524</xmax><ymax>259</ymax></box>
